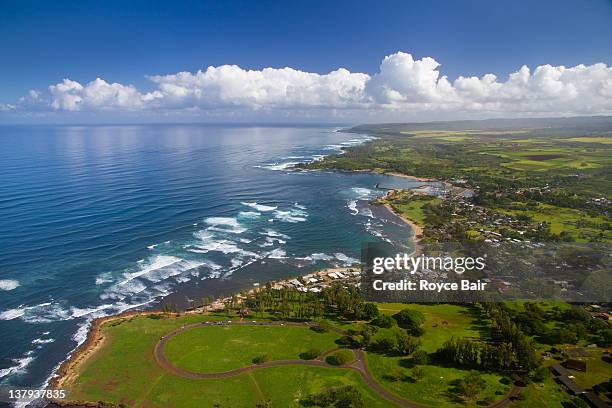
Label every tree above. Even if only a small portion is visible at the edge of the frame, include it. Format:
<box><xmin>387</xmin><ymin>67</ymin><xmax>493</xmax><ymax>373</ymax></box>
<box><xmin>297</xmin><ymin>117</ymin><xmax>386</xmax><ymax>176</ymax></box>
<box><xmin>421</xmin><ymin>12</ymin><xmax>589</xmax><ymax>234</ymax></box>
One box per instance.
<box><xmin>303</xmin><ymin>385</ymin><xmax>364</xmax><ymax>408</ymax></box>
<box><xmin>370</xmin><ymin>331</ymin><xmax>398</xmax><ymax>354</ymax></box>
<box><xmin>457</xmin><ymin>371</ymin><xmax>486</xmax><ymax>401</ymax></box>
<box><xmin>326</xmin><ymin>350</ymin><xmax>353</xmax><ymax>366</ymax></box>
<box><xmin>300</xmin><ymin>348</ymin><xmax>321</xmax><ymax>360</ymax></box>
<box><xmin>253</xmin><ymin>353</ymin><xmax>271</xmax><ymax>364</ymax></box>
<box><xmin>411</xmin><ymin>350</ymin><xmax>428</xmax><ymax>365</ymax></box>
<box><xmin>371</xmin><ymin>314</ymin><xmax>395</xmax><ymax>328</ymax></box>
<box><xmin>531</xmin><ymin>366</ymin><xmax>550</xmax><ymax>383</ymax></box>
<box><xmin>358</xmin><ymin>303</ymin><xmax>379</xmax><ymax>320</ymax></box>
<box><xmin>311</xmin><ymin>320</ymin><xmax>332</xmax><ymax>333</ymax></box>
<box><xmin>412</xmin><ymin>366</ymin><xmax>426</xmax><ymax>381</ymax></box>
<box><xmin>392</xmin><ymin>309</ymin><xmax>425</xmax><ymax>336</ymax></box>
<box><xmin>395</xmin><ymin>329</ymin><xmax>420</xmax><ymax>356</ymax></box>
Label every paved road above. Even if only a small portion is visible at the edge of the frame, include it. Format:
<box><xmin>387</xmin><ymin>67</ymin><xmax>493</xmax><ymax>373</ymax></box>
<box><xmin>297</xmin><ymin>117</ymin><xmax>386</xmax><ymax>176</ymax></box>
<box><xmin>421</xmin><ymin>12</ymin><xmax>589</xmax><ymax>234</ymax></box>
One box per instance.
<box><xmin>154</xmin><ymin>321</ymin><xmax>522</xmax><ymax>408</ymax></box>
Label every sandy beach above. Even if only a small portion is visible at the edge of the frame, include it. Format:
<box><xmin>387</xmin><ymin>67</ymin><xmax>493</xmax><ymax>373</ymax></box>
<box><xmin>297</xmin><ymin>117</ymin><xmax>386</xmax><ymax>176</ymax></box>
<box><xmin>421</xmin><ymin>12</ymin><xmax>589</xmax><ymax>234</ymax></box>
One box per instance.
<box><xmin>383</xmin><ymin>171</ymin><xmax>435</xmax><ymax>182</ymax></box>
<box><xmin>382</xmin><ymin>203</ymin><xmax>424</xmax><ymax>255</ymax></box>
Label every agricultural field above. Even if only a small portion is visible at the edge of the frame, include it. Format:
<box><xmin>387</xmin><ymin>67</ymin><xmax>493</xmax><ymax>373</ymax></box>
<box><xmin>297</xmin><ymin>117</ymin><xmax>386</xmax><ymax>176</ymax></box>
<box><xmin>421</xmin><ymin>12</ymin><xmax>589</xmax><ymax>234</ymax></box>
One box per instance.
<box><xmin>304</xmin><ymin>122</ymin><xmax>611</xmax><ymax>244</ymax></box>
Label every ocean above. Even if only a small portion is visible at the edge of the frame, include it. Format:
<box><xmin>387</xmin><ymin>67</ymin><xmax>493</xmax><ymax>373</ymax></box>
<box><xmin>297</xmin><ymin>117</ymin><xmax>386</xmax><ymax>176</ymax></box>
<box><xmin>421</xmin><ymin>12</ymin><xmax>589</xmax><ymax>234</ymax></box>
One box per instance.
<box><xmin>0</xmin><ymin>124</ymin><xmax>425</xmax><ymax>391</ymax></box>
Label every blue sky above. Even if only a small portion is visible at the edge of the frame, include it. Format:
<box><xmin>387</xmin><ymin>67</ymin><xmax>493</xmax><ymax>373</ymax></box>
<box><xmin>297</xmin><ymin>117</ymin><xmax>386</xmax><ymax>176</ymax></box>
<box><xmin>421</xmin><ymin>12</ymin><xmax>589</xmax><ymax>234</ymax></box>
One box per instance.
<box><xmin>1</xmin><ymin>0</ymin><xmax>611</xmax><ymax>122</ymax></box>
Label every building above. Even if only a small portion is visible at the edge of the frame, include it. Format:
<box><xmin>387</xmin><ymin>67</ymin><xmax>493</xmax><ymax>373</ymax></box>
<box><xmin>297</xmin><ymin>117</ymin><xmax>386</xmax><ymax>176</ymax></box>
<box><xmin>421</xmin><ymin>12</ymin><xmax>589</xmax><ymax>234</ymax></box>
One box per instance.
<box><xmin>581</xmin><ymin>392</ymin><xmax>608</xmax><ymax>408</ymax></box>
<box><xmin>555</xmin><ymin>375</ymin><xmax>585</xmax><ymax>395</ymax></box>
<box><xmin>565</xmin><ymin>359</ymin><xmax>587</xmax><ymax>372</ymax></box>
<box><xmin>550</xmin><ymin>363</ymin><xmax>570</xmax><ymax>377</ymax></box>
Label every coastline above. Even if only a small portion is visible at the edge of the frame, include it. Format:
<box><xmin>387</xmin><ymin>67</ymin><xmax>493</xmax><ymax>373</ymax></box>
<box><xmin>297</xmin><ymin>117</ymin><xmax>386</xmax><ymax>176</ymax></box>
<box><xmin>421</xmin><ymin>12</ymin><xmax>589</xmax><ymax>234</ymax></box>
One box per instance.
<box><xmin>382</xmin><ymin>171</ymin><xmax>435</xmax><ymax>182</ymax></box>
<box><xmin>382</xmin><ymin>203</ymin><xmax>423</xmax><ymax>255</ymax></box>
<box><xmin>49</xmin><ymin>309</ymin><xmax>160</xmax><ymax>389</ymax></box>
<box><xmin>48</xmin><ymin>141</ymin><xmax>433</xmax><ymax>393</ymax></box>
<box><xmin>49</xmin><ymin>266</ymin><xmax>360</xmax><ymax>391</ymax></box>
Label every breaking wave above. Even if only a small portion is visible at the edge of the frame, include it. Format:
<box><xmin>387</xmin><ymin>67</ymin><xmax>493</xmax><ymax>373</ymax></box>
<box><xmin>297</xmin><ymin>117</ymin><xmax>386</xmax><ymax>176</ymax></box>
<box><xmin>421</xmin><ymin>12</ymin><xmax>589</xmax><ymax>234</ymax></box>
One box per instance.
<box><xmin>241</xmin><ymin>202</ymin><xmax>278</xmax><ymax>212</ymax></box>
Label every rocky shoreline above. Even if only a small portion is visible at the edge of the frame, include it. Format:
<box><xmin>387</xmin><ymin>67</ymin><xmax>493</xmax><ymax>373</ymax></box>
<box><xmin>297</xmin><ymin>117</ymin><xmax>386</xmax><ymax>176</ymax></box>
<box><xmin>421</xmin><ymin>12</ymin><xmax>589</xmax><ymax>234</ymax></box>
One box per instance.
<box><xmin>48</xmin><ymin>265</ymin><xmax>361</xmax><ymax>394</ymax></box>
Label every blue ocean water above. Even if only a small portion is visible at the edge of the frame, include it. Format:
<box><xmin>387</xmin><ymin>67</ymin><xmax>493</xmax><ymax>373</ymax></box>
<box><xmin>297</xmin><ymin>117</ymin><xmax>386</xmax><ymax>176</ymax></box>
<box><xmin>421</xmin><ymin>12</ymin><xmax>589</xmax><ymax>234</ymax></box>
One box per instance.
<box><xmin>0</xmin><ymin>124</ymin><xmax>425</xmax><ymax>390</ymax></box>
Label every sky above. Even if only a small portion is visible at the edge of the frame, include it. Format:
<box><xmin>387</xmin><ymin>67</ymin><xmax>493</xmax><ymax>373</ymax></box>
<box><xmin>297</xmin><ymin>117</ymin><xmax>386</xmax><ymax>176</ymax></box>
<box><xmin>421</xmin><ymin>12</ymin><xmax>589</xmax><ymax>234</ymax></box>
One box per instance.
<box><xmin>1</xmin><ymin>0</ymin><xmax>611</xmax><ymax>123</ymax></box>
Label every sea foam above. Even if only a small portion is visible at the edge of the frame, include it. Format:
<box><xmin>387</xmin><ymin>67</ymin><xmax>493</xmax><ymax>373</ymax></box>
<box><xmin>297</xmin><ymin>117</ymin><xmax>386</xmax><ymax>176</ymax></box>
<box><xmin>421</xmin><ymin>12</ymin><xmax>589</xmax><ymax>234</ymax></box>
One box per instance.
<box><xmin>241</xmin><ymin>202</ymin><xmax>278</xmax><ymax>212</ymax></box>
<box><xmin>0</xmin><ymin>279</ymin><xmax>19</xmax><ymax>291</ymax></box>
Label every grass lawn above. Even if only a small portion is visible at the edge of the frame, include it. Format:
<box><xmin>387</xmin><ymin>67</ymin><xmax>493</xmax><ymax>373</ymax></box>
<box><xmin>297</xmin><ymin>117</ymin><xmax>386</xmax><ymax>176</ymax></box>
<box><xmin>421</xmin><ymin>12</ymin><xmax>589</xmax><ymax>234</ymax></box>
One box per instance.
<box><xmin>139</xmin><ymin>365</ymin><xmax>392</xmax><ymax>408</ymax></box>
<box><xmin>66</xmin><ymin>314</ymin><xmax>393</xmax><ymax>407</ymax></box>
<box><xmin>565</xmin><ymin>349</ymin><xmax>612</xmax><ymax>391</ymax></box>
<box><xmin>376</xmin><ymin>303</ymin><xmax>488</xmax><ymax>352</ymax></box>
<box><xmin>365</xmin><ymin>353</ymin><xmax>511</xmax><ymax>407</ymax></box>
<box><xmin>164</xmin><ymin>324</ymin><xmax>340</xmax><ymax>373</ymax></box>
<box><xmin>392</xmin><ymin>196</ymin><xmax>440</xmax><ymax>226</ymax></box>
<box><xmin>364</xmin><ymin>303</ymin><xmax>509</xmax><ymax>407</ymax></box>
<box><xmin>511</xmin><ymin>375</ymin><xmax>571</xmax><ymax>408</ymax></box>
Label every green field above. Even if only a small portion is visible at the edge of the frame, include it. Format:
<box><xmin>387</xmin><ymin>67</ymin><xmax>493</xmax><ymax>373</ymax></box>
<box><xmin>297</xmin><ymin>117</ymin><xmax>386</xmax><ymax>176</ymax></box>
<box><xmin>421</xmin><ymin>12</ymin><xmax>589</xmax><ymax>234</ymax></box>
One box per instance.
<box><xmin>376</xmin><ymin>303</ymin><xmax>486</xmax><ymax>352</ymax></box>
<box><xmin>164</xmin><ymin>324</ymin><xmax>340</xmax><ymax>373</ymax></box>
<box><xmin>391</xmin><ymin>196</ymin><xmax>440</xmax><ymax>226</ymax></box>
<box><xmin>565</xmin><ymin>349</ymin><xmax>611</xmax><ymax>390</ymax></box>
<box><xmin>365</xmin><ymin>303</ymin><xmax>512</xmax><ymax>407</ymax></box>
<box><xmin>365</xmin><ymin>353</ymin><xmax>511</xmax><ymax>407</ymax></box>
<box><xmin>67</xmin><ymin>314</ymin><xmax>392</xmax><ymax>408</ymax></box>
<box><xmin>512</xmin><ymin>375</ymin><xmax>571</xmax><ymax>408</ymax></box>
<box><xmin>303</xmin><ymin>123</ymin><xmax>612</xmax><ymax>244</ymax></box>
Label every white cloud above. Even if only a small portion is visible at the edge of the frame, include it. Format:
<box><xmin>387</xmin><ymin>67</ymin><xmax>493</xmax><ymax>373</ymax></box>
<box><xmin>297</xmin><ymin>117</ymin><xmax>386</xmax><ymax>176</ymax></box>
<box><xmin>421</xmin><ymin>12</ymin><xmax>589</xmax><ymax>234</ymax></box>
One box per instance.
<box><xmin>48</xmin><ymin>78</ymin><xmax>162</xmax><ymax>111</ymax></box>
<box><xmin>147</xmin><ymin>65</ymin><xmax>369</xmax><ymax>109</ymax></box>
<box><xmin>5</xmin><ymin>52</ymin><xmax>612</xmax><ymax>120</ymax></box>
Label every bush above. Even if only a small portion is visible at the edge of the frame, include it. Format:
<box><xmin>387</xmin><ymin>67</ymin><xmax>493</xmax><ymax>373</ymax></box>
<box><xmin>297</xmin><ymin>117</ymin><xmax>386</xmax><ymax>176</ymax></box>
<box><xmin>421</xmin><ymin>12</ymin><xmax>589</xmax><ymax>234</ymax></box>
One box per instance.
<box><xmin>411</xmin><ymin>350</ymin><xmax>428</xmax><ymax>365</ymax></box>
<box><xmin>300</xmin><ymin>348</ymin><xmax>321</xmax><ymax>360</ymax></box>
<box><xmin>370</xmin><ymin>332</ymin><xmax>398</xmax><ymax>354</ymax></box>
<box><xmin>303</xmin><ymin>385</ymin><xmax>364</xmax><ymax>408</ymax></box>
<box><xmin>253</xmin><ymin>353</ymin><xmax>271</xmax><ymax>364</ymax></box>
<box><xmin>393</xmin><ymin>309</ymin><xmax>425</xmax><ymax>334</ymax></box>
<box><xmin>371</xmin><ymin>314</ymin><xmax>395</xmax><ymax>328</ymax></box>
<box><xmin>326</xmin><ymin>350</ymin><xmax>354</xmax><ymax>366</ymax></box>
<box><xmin>411</xmin><ymin>366</ymin><xmax>426</xmax><ymax>381</ymax></box>
<box><xmin>531</xmin><ymin>366</ymin><xmax>550</xmax><ymax>383</ymax></box>
<box><xmin>457</xmin><ymin>371</ymin><xmax>486</xmax><ymax>401</ymax></box>
<box><xmin>409</xmin><ymin>325</ymin><xmax>425</xmax><ymax>337</ymax></box>
<box><xmin>358</xmin><ymin>303</ymin><xmax>379</xmax><ymax>320</ymax></box>
<box><xmin>396</xmin><ymin>329</ymin><xmax>420</xmax><ymax>356</ymax></box>
<box><xmin>311</xmin><ymin>320</ymin><xmax>332</xmax><ymax>333</ymax></box>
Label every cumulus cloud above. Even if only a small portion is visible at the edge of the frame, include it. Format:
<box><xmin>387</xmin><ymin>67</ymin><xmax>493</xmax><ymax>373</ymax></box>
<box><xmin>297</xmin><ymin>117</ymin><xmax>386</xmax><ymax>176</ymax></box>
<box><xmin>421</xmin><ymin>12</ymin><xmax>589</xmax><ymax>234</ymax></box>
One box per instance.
<box><xmin>5</xmin><ymin>52</ymin><xmax>612</xmax><ymax>120</ymax></box>
<box><xmin>48</xmin><ymin>78</ymin><xmax>163</xmax><ymax>111</ymax></box>
<box><xmin>148</xmin><ymin>66</ymin><xmax>369</xmax><ymax>109</ymax></box>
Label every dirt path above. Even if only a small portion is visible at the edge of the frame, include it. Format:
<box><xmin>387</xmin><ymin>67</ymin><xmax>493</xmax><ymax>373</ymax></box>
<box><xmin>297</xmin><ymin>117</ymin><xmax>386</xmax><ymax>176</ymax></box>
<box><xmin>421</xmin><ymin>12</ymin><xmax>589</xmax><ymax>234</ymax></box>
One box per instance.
<box><xmin>154</xmin><ymin>321</ymin><xmax>522</xmax><ymax>408</ymax></box>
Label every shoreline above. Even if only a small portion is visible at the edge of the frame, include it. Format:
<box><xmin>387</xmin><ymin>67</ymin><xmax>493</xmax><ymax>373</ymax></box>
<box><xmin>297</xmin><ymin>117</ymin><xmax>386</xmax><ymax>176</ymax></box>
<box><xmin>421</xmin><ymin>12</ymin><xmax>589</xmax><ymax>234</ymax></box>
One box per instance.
<box><xmin>49</xmin><ymin>309</ymin><xmax>161</xmax><ymax>389</ymax></box>
<box><xmin>382</xmin><ymin>203</ymin><xmax>423</xmax><ymax>255</ymax></box>
<box><xmin>48</xmin><ymin>145</ymin><xmax>434</xmax><ymax>393</ymax></box>
<box><xmin>382</xmin><ymin>171</ymin><xmax>435</xmax><ymax>182</ymax></box>
<box><xmin>49</xmin><ymin>266</ymin><xmax>360</xmax><ymax>390</ymax></box>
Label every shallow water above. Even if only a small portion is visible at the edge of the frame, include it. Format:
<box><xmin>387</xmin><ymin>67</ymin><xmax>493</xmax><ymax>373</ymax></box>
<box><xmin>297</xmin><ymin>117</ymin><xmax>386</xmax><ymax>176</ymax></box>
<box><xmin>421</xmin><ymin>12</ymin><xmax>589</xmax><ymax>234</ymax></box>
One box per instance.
<box><xmin>0</xmin><ymin>124</ymin><xmax>424</xmax><ymax>389</ymax></box>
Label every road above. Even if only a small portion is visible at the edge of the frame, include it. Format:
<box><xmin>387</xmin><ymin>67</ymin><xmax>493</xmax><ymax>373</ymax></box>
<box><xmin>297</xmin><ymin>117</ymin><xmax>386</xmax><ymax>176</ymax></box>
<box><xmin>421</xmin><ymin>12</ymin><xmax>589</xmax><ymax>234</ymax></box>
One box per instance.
<box><xmin>154</xmin><ymin>320</ymin><xmax>523</xmax><ymax>408</ymax></box>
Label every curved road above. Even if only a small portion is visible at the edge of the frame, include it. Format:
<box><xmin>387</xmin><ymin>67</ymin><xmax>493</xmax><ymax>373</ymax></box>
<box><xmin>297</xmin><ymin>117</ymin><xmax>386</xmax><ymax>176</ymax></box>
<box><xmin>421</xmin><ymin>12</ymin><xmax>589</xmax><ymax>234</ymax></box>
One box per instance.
<box><xmin>154</xmin><ymin>321</ymin><xmax>522</xmax><ymax>408</ymax></box>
